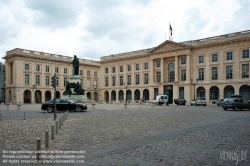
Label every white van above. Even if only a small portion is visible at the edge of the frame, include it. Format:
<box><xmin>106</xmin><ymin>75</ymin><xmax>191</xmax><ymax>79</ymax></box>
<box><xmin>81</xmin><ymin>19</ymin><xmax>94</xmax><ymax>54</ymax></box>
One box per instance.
<box><xmin>153</xmin><ymin>95</ymin><xmax>169</xmax><ymax>106</ymax></box>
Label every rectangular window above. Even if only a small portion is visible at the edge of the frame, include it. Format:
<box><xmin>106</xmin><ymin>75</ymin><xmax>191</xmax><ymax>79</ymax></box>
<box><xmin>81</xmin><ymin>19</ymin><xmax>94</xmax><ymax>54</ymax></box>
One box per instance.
<box><xmin>135</xmin><ymin>64</ymin><xmax>139</xmax><ymax>70</ymax></box>
<box><xmin>55</xmin><ymin>67</ymin><xmax>59</xmax><ymax>73</ymax></box>
<box><xmin>242</xmin><ymin>64</ymin><xmax>249</xmax><ymax>78</ymax></box>
<box><xmin>120</xmin><ymin>76</ymin><xmax>123</xmax><ymax>85</ymax></box>
<box><xmin>181</xmin><ymin>57</ymin><xmax>186</xmax><ymax>64</ymax></box>
<box><xmin>36</xmin><ymin>65</ymin><xmax>40</xmax><ymax>71</ymax></box>
<box><xmin>181</xmin><ymin>69</ymin><xmax>186</xmax><ymax>81</ymax></box>
<box><xmin>105</xmin><ymin>68</ymin><xmax>108</xmax><ymax>74</ymax></box>
<box><xmin>56</xmin><ymin>77</ymin><xmax>59</xmax><ymax>86</ymax></box>
<box><xmin>87</xmin><ymin>71</ymin><xmax>90</xmax><ymax>76</ymax></box>
<box><xmin>94</xmin><ymin>72</ymin><xmax>97</xmax><ymax>77</ymax></box>
<box><xmin>127</xmin><ymin>75</ymin><xmax>131</xmax><ymax>85</ymax></box>
<box><xmin>226</xmin><ymin>52</ymin><xmax>233</xmax><ymax>60</ymax></box>
<box><xmin>35</xmin><ymin>75</ymin><xmax>40</xmax><ymax>85</ymax></box>
<box><xmin>80</xmin><ymin>70</ymin><xmax>83</xmax><ymax>75</ymax></box>
<box><xmin>87</xmin><ymin>80</ymin><xmax>90</xmax><ymax>88</ymax></box>
<box><xmin>211</xmin><ymin>67</ymin><xmax>218</xmax><ymax>80</ymax></box>
<box><xmin>64</xmin><ymin>68</ymin><xmax>68</xmax><ymax>74</ymax></box>
<box><xmin>64</xmin><ymin>77</ymin><xmax>67</xmax><ymax>86</ymax></box>
<box><xmin>135</xmin><ymin>74</ymin><xmax>139</xmax><ymax>84</ymax></box>
<box><xmin>212</xmin><ymin>54</ymin><xmax>218</xmax><ymax>62</ymax></box>
<box><xmin>226</xmin><ymin>65</ymin><xmax>233</xmax><ymax>79</ymax></box>
<box><xmin>199</xmin><ymin>56</ymin><xmax>204</xmax><ymax>63</ymax></box>
<box><xmin>112</xmin><ymin>67</ymin><xmax>115</xmax><ymax>73</ymax></box>
<box><xmin>144</xmin><ymin>63</ymin><xmax>148</xmax><ymax>69</ymax></box>
<box><xmin>105</xmin><ymin>77</ymin><xmax>109</xmax><ymax>86</ymax></box>
<box><xmin>156</xmin><ymin>72</ymin><xmax>161</xmax><ymax>83</ymax></box>
<box><xmin>120</xmin><ymin>66</ymin><xmax>123</xmax><ymax>72</ymax></box>
<box><xmin>25</xmin><ymin>64</ymin><xmax>29</xmax><ymax>70</ymax></box>
<box><xmin>127</xmin><ymin>65</ymin><xmax>131</xmax><ymax>71</ymax></box>
<box><xmin>46</xmin><ymin>76</ymin><xmax>50</xmax><ymax>86</ymax></box>
<box><xmin>144</xmin><ymin>73</ymin><xmax>148</xmax><ymax>84</ymax></box>
<box><xmin>46</xmin><ymin>66</ymin><xmax>50</xmax><ymax>73</ymax></box>
<box><xmin>198</xmin><ymin>68</ymin><xmax>204</xmax><ymax>80</ymax></box>
<box><xmin>156</xmin><ymin>60</ymin><xmax>161</xmax><ymax>67</ymax></box>
<box><xmin>112</xmin><ymin>77</ymin><xmax>116</xmax><ymax>86</ymax></box>
<box><xmin>25</xmin><ymin>74</ymin><xmax>29</xmax><ymax>84</ymax></box>
<box><xmin>242</xmin><ymin>50</ymin><xmax>249</xmax><ymax>58</ymax></box>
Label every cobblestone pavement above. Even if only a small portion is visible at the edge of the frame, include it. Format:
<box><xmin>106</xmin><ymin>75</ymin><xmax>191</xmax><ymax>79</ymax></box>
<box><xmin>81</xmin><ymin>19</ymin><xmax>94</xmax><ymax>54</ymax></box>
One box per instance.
<box><xmin>0</xmin><ymin>104</ymin><xmax>250</xmax><ymax>165</ymax></box>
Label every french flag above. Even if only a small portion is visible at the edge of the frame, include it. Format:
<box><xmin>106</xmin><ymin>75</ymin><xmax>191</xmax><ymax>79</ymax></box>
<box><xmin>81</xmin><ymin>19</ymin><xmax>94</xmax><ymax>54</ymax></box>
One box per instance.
<box><xmin>170</xmin><ymin>24</ymin><xmax>173</xmax><ymax>36</ymax></box>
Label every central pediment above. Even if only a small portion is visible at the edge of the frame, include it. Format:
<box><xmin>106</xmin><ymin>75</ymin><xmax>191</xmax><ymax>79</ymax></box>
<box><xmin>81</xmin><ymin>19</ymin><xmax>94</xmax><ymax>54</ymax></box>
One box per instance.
<box><xmin>150</xmin><ymin>40</ymin><xmax>192</xmax><ymax>54</ymax></box>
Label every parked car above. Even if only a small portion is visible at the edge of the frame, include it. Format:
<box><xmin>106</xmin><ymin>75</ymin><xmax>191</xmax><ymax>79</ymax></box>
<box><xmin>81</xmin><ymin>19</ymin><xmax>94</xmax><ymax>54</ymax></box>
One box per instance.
<box><xmin>153</xmin><ymin>95</ymin><xmax>169</xmax><ymax>106</ymax></box>
<box><xmin>217</xmin><ymin>99</ymin><xmax>224</xmax><ymax>106</ymax></box>
<box><xmin>222</xmin><ymin>98</ymin><xmax>250</xmax><ymax>110</ymax></box>
<box><xmin>41</xmin><ymin>98</ymin><xmax>87</xmax><ymax>113</ymax></box>
<box><xmin>190</xmin><ymin>99</ymin><xmax>196</xmax><ymax>106</ymax></box>
<box><xmin>176</xmin><ymin>99</ymin><xmax>186</xmax><ymax>105</ymax></box>
<box><xmin>230</xmin><ymin>94</ymin><xmax>242</xmax><ymax>98</ymax></box>
<box><xmin>0</xmin><ymin>99</ymin><xmax>5</xmax><ymax>103</ymax></box>
<box><xmin>195</xmin><ymin>97</ymin><xmax>206</xmax><ymax>106</ymax></box>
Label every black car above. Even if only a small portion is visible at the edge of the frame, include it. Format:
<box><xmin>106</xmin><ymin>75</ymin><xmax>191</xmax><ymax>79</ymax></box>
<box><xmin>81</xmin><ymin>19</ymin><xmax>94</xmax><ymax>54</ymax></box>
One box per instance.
<box><xmin>222</xmin><ymin>98</ymin><xmax>250</xmax><ymax>110</ymax></box>
<box><xmin>176</xmin><ymin>99</ymin><xmax>186</xmax><ymax>105</ymax></box>
<box><xmin>41</xmin><ymin>99</ymin><xmax>87</xmax><ymax>113</ymax></box>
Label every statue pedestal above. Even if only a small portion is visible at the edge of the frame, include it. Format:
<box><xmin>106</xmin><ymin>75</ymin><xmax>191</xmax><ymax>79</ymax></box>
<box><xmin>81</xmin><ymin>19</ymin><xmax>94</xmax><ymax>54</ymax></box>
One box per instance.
<box><xmin>62</xmin><ymin>95</ymin><xmax>87</xmax><ymax>100</ymax></box>
<box><xmin>63</xmin><ymin>75</ymin><xmax>86</xmax><ymax>100</ymax></box>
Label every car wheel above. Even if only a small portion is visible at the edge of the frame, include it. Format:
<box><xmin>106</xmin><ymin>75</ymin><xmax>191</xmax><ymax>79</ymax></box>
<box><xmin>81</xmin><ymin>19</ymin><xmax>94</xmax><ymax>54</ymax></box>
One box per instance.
<box><xmin>76</xmin><ymin>106</ymin><xmax>81</xmax><ymax>112</ymax></box>
<box><xmin>233</xmin><ymin>107</ymin><xmax>238</xmax><ymax>111</ymax></box>
<box><xmin>223</xmin><ymin>108</ymin><xmax>227</xmax><ymax>110</ymax></box>
<box><xmin>47</xmin><ymin>107</ymin><xmax>53</xmax><ymax>113</ymax></box>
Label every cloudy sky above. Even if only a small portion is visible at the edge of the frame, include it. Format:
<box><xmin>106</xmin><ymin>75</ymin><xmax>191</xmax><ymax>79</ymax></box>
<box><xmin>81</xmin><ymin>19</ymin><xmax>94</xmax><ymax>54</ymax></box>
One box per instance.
<box><xmin>0</xmin><ymin>0</ymin><xmax>249</xmax><ymax>63</ymax></box>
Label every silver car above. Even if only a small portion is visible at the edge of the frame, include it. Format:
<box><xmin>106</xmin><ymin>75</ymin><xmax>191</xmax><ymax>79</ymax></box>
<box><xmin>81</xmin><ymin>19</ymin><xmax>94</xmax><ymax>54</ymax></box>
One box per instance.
<box><xmin>196</xmin><ymin>97</ymin><xmax>207</xmax><ymax>106</ymax></box>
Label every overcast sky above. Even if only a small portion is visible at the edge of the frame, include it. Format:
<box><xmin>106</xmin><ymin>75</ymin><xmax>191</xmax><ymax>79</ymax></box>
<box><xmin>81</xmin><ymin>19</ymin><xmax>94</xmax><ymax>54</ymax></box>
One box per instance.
<box><xmin>0</xmin><ymin>0</ymin><xmax>249</xmax><ymax>63</ymax></box>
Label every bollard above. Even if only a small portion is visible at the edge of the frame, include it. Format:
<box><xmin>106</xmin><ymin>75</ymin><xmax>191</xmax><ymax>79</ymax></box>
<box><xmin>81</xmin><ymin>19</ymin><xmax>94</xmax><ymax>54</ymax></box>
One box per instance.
<box><xmin>152</xmin><ymin>103</ymin><xmax>155</xmax><ymax>107</ymax></box>
<box><xmin>17</xmin><ymin>104</ymin><xmax>21</xmax><ymax>111</ymax></box>
<box><xmin>46</xmin><ymin>112</ymin><xmax>47</xmax><ymax>119</ymax></box>
<box><xmin>0</xmin><ymin>112</ymin><xmax>2</xmax><ymax>121</ymax></box>
<box><xmin>7</xmin><ymin>104</ymin><xmax>9</xmax><ymax>110</ymax></box>
<box><xmin>61</xmin><ymin>115</ymin><xmax>64</xmax><ymax>126</ymax></box>
<box><xmin>56</xmin><ymin>121</ymin><xmax>58</xmax><ymax>134</ymax></box>
<box><xmin>59</xmin><ymin>118</ymin><xmax>61</xmax><ymax>129</ymax></box>
<box><xmin>164</xmin><ymin>101</ymin><xmax>166</xmax><ymax>107</ymax></box>
<box><xmin>92</xmin><ymin>104</ymin><xmax>96</xmax><ymax>109</ymax></box>
<box><xmin>124</xmin><ymin>103</ymin><xmax>127</xmax><ymax>109</ymax></box>
<box><xmin>24</xmin><ymin>112</ymin><xmax>26</xmax><ymax>120</ymax></box>
<box><xmin>36</xmin><ymin>138</ymin><xmax>41</xmax><ymax>160</ymax></box>
<box><xmin>63</xmin><ymin>113</ymin><xmax>66</xmax><ymax>122</ymax></box>
<box><xmin>45</xmin><ymin>130</ymin><xmax>49</xmax><ymax>148</ymax></box>
<box><xmin>51</xmin><ymin>125</ymin><xmax>54</xmax><ymax>140</ymax></box>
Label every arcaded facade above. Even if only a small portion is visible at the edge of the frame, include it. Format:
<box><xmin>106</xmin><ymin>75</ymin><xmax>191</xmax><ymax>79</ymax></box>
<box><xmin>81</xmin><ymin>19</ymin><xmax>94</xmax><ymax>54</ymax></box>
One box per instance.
<box><xmin>3</xmin><ymin>30</ymin><xmax>250</xmax><ymax>105</ymax></box>
<box><xmin>3</xmin><ymin>49</ymin><xmax>100</xmax><ymax>104</ymax></box>
<box><xmin>99</xmin><ymin>30</ymin><xmax>250</xmax><ymax>104</ymax></box>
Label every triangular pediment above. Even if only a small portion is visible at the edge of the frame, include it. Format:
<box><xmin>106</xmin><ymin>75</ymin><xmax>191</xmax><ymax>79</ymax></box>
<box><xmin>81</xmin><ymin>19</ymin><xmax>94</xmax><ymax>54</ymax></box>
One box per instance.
<box><xmin>150</xmin><ymin>40</ymin><xmax>192</xmax><ymax>53</ymax></box>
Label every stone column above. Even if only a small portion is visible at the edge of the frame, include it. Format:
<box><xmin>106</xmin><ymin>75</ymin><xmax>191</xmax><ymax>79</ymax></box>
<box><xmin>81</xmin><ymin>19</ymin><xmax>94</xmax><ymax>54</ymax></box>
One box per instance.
<box><xmin>175</xmin><ymin>56</ymin><xmax>179</xmax><ymax>82</ymax></box>
<box><xmin>150</xmin><ymin>60</ymin><xmax>154</xmax><ymax>84</ymax></box>
<box><xmin>161</xmin><ymin>58</ymin><xmax>164</xmax><ymax>82</ymax></box>
<box><xmin>108</xmin><ymin>90</ymin><xmax>112</xmax><ymax>103</ymax></box>
<box><xmin>186</xmin><ymin>54</ymin><xmax>191</xmax><ymax>83</ymax></box>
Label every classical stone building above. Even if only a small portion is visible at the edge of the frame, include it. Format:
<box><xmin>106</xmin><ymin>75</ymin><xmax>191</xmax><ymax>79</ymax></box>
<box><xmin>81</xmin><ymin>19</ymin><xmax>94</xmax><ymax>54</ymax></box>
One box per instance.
<box><xmin>0</xmin><ymin>62</ymin><xmax>5</xmax><ymax>101</ymax></box>
<box><xmin>3</xmin><ymin>49</ymin><xmax>99</xmax><ymax>104</ymax></box>
<box><xmin>99</xmin><ymin>30</ymin><xmax>250</xmax><ymax>104</ymax></box>
<box><xmin>3</xmin><ymin>30</ymin><xmax>250</xmax><ymax>105</ymax></box>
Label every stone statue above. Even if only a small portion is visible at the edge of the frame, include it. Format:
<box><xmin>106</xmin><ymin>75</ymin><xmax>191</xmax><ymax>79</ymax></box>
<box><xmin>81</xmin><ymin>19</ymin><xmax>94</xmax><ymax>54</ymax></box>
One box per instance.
<box><xmin>69</xmin><ymin>55</ymin><xmax>79</xmax><ymax>75</ymax></box>
<box><xmin>63</xmin><ymin>81</ymin><xmax>72</xmax><ymax>96</ymax></box>
<box><xmin>73</xmin><ymin>82</ymin><xmax>85</xmax><ymax>95</ymax></box>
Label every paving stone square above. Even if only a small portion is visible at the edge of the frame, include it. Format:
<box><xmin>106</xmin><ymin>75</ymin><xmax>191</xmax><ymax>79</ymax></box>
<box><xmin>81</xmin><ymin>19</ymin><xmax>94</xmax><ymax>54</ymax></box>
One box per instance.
<box><xmin>0</xmin><ymin>104</ymin><xmax>250</xmax><ymax>165</ymax></box>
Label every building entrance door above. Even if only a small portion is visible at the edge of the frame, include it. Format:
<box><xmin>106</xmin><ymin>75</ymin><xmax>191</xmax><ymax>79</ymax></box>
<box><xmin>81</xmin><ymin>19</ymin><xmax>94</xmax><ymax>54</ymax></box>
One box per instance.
<box><xmin>164</xmin><ymin>85</ymin><xmax>173</xmax><ymax>104</ymax></box>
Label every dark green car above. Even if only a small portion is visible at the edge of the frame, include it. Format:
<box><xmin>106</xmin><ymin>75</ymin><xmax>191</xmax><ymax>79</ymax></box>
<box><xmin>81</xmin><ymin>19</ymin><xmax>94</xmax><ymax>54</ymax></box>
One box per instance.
<box><xmin>222</xmin><ymin>98</ymin><xmax>250</xmax><ymax>110</ymax></box>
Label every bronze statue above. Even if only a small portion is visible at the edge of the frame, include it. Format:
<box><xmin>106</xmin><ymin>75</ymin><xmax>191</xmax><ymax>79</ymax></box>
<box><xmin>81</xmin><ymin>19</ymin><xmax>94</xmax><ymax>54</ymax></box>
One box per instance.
<box><xmin>63</xmin><ymin>81</ymin><xmax>72</xmax><ymax>96</ymax></box>
<box><xmin>73</xmin><ymin>82</ymin><xmax>85</xmax><ymax>95</ymax></box>
<box><xmin>69</xmin><ymin>55</ymin><xmax>79</xmax><ymax>75</ymax></box>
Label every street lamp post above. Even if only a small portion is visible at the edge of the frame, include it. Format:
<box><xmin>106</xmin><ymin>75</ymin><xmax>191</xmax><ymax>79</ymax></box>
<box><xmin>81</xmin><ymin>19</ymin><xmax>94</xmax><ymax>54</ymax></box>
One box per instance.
<box><xmin>191</xmin><ymin>78</ymin><xmax>198</xmax><ymax>100</ymax></box>
<box><xmin>93</xmin><ymin>84</ymin><xmax>97</xmax><ymax>101</ymax></box>
<box><xmin>124</xmin><ymin>83</ymin><xmax>128</xmax><ymax>103</ymax></box>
